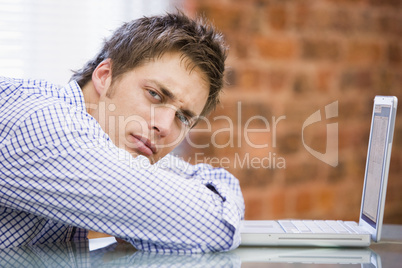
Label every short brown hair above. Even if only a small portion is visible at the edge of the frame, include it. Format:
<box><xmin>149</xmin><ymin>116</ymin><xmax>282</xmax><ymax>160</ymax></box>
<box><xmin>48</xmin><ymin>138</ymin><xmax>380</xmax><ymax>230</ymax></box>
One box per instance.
<box><xmin>71</xmin><ymin>12</ymin><xmax>227</xmax><ymax>116</ymax></box>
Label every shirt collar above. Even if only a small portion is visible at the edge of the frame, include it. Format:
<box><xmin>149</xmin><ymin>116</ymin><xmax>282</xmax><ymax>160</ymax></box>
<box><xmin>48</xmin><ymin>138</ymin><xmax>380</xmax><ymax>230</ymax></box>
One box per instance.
<box><xmin>59</xmin><ymin>80</ymin><xmax>86</xmax><ymax>111</ymax></box>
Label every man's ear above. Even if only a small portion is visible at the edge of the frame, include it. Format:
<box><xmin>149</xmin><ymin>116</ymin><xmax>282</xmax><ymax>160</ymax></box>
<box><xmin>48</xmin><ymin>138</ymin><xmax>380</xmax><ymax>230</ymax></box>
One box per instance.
<box><xmin>92</xmin><ymin>59</ymin><xmax>112</xmax><ymax>96</ymax></box>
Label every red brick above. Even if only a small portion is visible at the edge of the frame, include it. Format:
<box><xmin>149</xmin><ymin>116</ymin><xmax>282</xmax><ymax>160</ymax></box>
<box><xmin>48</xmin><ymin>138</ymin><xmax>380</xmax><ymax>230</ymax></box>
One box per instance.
<box><xmin>254</xmin><ymin>36</ymin><xmax>297</xmax><ymax>60</ymax></box>
<box><xmin>283</xmin><ymin>98</ymin><xmax>319</xmax><ymax>122</ymax></box>
<box><xmin>302</xmin><ymin>39</ymin><xmax>341</xmax><ymax>61</ymax></box>
<box><xmin>269</xmin><ymin>189</ymin><xmax>287</xmax><ymax>219</ymax></box>
<box><xmin>327</xmin><ymin>161</ymin><xmax>348</xmax><ymax>184</ymax></box>
<box><xmin>230</xmin><ymin>36</ymin><xmax>252</xmax><ymax>59</ymax></box>
<box><xmin>369</xmin><ymin>0</ymin><xmax>401</xmax><ymax>8</ymax></box>
<box><xmin>347</xmin><ymin>41</ymin><xmax>382</xmax><ymax>64</ymax></box>
<box><xmin>340</xmin><ymin>69</ymin><xmax>374</xmax><ymax>91</ymax></box>
<box><xmin>237</xmin><ymin>68</ymin><xmax>262</xmax><ymax>90</ymax></box>
<box><xmin>293</xmin><ymin>3</ymin><xmax>310</xmax><ymax>30</ymax></box>
<box><xmin>264</xmin><ymin>69</ymin><xmax>289</xmax><ymax>91</ymax></box>
<box><xmin>244</xmin><ymin>193</ymin><xmax>264</xmax><ymax>219</ymax></box>
<box><xmin>335</xmin><ymin>183</ymin><xmax>362</xmax><ymax>221</ymax></box>
<box><xmin>237</xmin><ymin>101</ymin><xmax>272</xmax><ymax>126</ymax></box>
<box><xmin>239</xmin><ymin>167</ymin><xmax>275</xmax><ymax>189</ymax></box>
<box><xmin>293</xmin><ymin>73</ymin><xmax>312</xmax><ymax>94</ymax></box>
<box><xmin>276</xmin><ymin>132</ymin><xmax>301</xmax><ymax>155</ymax></box>
<box><xmin>315</xmin><ymin>69</ymin><xmax>335</xmax><ymax>92</ymax></box>
<box><xmin>295</xmin><ymin>190</ymin><xmax>312</xmax><ymax>215</ymax></box>
<box><xmin>317</xmin><ymin>187</ymin><xmax>335</xmax><ymax>215</ymax></box>
<box><xmin>325</xmin><ymin>0</ymin><xmax>370</xmax><ymax>4</ymax></box>
<box><xmin>387</xmin><ymin>42</ymin><xmax>402</xmax><ymax>65</ymax></box>
<box><xmin>267</xmin><ymin>4</ymin><xmax>288</xmax><ymax>30</ymax></box>
<box><xmin>294</xmin><ymin>5</ymin><xmax>333</xmax><ymax>32</ymax></box>
<box><xmin>353</xmin><ymin>9</ymin><xmax>383</xmax><ymax>34</ymax></box>
<box><xmin>378</xmin><ymin>14</ymin><xmax>402</xmax><ymax>36</ymax></box>
<box><xmin>374</xmin><ymin>69</ymin><xmax>399</xmax><ymax>96</ymax></box>
<box><xmin>330</xmin><ymin>9</ymin><xmax>353</xmax><ymax>33</ymax></box>
<box><xmin>283</xmin><ymin>160</ymin><xmax>319</xmax><ymax>185</ymax></box>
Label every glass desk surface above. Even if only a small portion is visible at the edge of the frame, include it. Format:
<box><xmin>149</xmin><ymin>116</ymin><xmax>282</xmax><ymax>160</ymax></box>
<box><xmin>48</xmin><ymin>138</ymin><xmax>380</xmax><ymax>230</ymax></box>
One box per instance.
<box><xmin>1</xmin><ymin>224</ymin><xmax>401</xmax><ymax>267</ymax></box>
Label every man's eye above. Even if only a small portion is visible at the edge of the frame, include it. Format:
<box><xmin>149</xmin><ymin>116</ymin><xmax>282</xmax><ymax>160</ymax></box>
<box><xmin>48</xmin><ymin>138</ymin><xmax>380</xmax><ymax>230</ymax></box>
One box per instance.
<box><xmin>176</xmin><ymin>112</ymin><xmax>192</xmax><ymax>127</ymax></box>
<box><xmin>148</xmin><ymin>90</ymin><xmax>162</xmax><ymax>101</ymax></box>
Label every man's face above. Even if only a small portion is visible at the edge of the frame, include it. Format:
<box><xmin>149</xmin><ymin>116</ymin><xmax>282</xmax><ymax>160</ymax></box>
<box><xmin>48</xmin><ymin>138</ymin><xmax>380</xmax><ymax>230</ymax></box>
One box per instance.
<box><xmin>95</xmin><ymin>52</ymin><xmax>209</xmax><ymax>163</ymax></box>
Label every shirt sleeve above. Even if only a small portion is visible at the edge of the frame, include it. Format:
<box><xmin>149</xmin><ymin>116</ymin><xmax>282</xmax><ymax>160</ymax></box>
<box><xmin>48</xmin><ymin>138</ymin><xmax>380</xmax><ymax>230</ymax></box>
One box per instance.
<box><xmin>0</xmin><ymin>100</ymin><xmax>244</xmax><ymax>253</ymax></box>
<box><xmin>157</xmin><ymin>154</ymin><xmax>245</xmax><ymax>220</ymax></box>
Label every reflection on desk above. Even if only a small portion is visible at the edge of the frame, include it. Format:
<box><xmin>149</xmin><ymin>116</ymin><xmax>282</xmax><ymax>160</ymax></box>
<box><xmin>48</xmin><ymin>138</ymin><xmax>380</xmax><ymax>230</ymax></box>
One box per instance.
<box><xmin>0</xmin><ymin>239</ymin><xmax>240</xmax><ymax>267</ymax></box>
<box><xmin>1</xmin><ymin>224</ymin><xmax>402</xmax><ymax>267</ymax></box>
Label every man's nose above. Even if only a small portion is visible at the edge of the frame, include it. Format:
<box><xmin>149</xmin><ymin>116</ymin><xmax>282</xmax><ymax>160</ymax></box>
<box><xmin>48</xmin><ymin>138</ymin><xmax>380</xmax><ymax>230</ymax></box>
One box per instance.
<box><xmin>151</xmin><ymin>105</ymin><xmax>176</xmax><ymax>137</ymax></box>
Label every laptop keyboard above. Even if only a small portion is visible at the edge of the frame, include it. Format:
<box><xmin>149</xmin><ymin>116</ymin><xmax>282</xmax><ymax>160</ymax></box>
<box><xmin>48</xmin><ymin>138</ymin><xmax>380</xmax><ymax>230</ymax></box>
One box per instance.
<box><xmin>278</xmin><ymin>220</ymin><xmax>370</xmax><ymax>234</ymax></box>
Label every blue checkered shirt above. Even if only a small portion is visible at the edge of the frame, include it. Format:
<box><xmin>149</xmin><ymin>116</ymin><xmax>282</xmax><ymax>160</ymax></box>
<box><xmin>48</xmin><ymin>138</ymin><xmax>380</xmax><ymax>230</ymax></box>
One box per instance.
<box><xmin>0</xmin><ymin>77</ymin><xmax>245</xmax><ymax>253</ymax></box>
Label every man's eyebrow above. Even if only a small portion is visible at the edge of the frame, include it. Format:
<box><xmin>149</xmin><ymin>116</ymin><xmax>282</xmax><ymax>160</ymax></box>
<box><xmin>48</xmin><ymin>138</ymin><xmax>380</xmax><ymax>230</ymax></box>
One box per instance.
<box><xmin>149</xmin><ymin>80</ymin><xmax>199</xmax><ymax>119</ymax></box>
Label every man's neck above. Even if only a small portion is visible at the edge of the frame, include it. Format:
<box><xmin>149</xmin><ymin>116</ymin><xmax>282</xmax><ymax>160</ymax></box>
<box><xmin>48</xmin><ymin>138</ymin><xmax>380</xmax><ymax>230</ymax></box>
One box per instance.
<box><xmin>81</xmin><ymin>81</ymin><xmax>99</xmax><ymax>117</ymax></box>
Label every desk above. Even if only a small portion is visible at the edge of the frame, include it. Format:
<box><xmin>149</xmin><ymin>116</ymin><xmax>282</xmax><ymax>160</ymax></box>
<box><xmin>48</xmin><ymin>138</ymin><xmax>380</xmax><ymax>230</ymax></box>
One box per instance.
<box><xmin>1</xmin><ymin>224</ymin><xmax>401</xmax><ymax>267</ymax></box>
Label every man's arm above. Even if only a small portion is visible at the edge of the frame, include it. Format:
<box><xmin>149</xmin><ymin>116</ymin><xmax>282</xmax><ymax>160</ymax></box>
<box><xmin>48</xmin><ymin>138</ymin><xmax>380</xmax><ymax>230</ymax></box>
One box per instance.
<box><xmin>158</xmin><ymin>153</ymin><xmax>245</xmax><ymax>219</ymax></box>
<box><xmin>0</xmin><ymin>101</ymin><xmax>243</xmax><ymax>253</ymax></box>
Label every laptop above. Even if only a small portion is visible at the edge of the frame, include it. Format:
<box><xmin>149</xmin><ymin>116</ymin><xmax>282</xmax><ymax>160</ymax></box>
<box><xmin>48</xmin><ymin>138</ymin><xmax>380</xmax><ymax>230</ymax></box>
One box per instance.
<box><xmin>240</xmin><ymin>96</ymin><xmax>398</xmax><ymax>247</ymax></box>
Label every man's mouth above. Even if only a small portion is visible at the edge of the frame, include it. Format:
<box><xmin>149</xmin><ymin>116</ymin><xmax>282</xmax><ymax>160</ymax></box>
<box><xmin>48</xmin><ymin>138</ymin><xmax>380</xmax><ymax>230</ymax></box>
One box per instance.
<box><xmin>128</xmin><ymin>134</ymin><xmax>157</xmax><ymax>157</ymax></box>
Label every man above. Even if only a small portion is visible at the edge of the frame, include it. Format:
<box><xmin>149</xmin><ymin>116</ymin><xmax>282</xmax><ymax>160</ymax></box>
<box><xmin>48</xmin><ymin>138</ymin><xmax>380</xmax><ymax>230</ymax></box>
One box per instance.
<box><xmin>0</xmin><ymin>13</ymin><xmax>244</xmax><ymax>253</ymax></box>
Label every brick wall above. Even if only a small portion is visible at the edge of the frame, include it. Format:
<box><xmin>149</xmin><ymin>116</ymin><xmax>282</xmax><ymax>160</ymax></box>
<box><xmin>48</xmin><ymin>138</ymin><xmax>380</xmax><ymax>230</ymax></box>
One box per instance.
<box><xmin>178</xmin><ymin>0</ymin><xmax>402</xmax><ymax>223</ymax></box>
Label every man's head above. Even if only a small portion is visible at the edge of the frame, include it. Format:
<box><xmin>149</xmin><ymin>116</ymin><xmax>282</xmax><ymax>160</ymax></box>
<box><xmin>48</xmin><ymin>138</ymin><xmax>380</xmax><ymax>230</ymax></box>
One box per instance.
<box><xmin>75</xmin><ymin>12</ymin><xmax>228</xmax><ymax>163</ymax></box>
<box><xmin>72</xmin><ymin>12</ymin><xmax>227</xmax><ymax>117</ymax></box>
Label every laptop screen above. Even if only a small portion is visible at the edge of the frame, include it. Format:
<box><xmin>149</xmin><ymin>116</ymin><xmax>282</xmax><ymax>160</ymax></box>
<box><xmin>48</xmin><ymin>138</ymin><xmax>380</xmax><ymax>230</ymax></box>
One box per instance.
<box><xmin>361</xmin><ymin>104</ymin><xmax>391</xmax><ymax>228</ymax></box>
